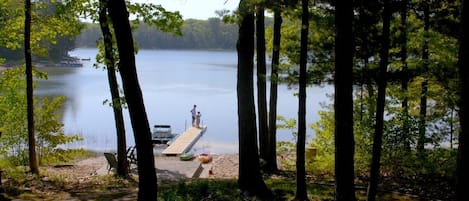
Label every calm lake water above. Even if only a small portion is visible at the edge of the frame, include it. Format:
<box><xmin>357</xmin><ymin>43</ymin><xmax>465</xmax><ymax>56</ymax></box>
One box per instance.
<box><xmin>36</xmin><ymin>48</ymin><xmax>332</xmax><ymax>154</ymax></box>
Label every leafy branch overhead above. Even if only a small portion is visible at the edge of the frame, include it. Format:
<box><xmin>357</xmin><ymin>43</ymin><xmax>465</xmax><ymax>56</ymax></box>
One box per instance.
<box><xmin>76</xmin><ymin>0</ymin><xmax>183</xmax><ymax>36</ymax></box>
<box><xmin>127</xmin><ymin>3</ymin><xmax>183</xmax><ymax>35</ymax></box>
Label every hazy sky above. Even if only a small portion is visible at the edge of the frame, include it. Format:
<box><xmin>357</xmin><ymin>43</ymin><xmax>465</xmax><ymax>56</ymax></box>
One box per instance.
<box><xmin>137</xmin><ymin>0</ymin><xmax>240</xmax><ymax>20</ymax></box>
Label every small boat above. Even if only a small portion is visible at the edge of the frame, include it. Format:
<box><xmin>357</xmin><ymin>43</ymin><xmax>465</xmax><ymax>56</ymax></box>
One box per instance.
<box><xmin>180</xmin><ymin>152</ymin><xmax>195</xmax><ymax>161</ymax></box>
<box><xmin>198</xmin><ymin>153</ymin><xmax>212</xmax><ymax>164</ymax></box>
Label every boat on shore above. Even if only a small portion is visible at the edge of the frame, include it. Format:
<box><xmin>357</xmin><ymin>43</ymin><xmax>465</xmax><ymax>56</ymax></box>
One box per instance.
<box><xmin>198</xmin><ymin>153</ymin><xmax>212</xmax><ymax>164</ymax></box>
<box><xmin>179</xmin><ymin>152</ymin><xmax>195</xmax><ymax>161</ymax></box>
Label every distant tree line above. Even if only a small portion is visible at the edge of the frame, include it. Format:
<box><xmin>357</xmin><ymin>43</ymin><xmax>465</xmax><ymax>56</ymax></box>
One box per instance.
<box><xmin>75</xmin><ymin>18</ymin><xmax>239</xmax><ymax>50</ymax></box>
<box><xmin>0</xmin><ymin>36</ymin><xmax>76</xmax><ymax>64</ymax></box>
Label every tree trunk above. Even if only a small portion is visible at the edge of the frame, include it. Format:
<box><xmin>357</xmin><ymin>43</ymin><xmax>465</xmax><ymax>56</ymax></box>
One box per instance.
<box><xmin>237</xmin><ymin>0</ymin><xmax>272</xmax><ymax>199</ymax></box>
<box><xmin>417</xmin><ymin>2</ymin><xmax>430</xmax><ymax>153</ymax></box>
<box><xmin>367</xmin><ymin>0</ymin><xmax>391</xmax><ymax>200</ymax></box>
<box><xmin>266</xmin><ymin>10</ymin><xmax>282</xmax><ymax>172</ymax></box>
<box><xmin>294</xmin><ymin>0</ymin><xmax>309</xmax><ymax>200</ymax></box>
<box><xmin>256</xmin><ymin>7</ymin><xmax>269</xmax><ymax>165</ymax></box>
<box><xmin>24</xmin><ymin>0</ymin><xmax>39</xmax><ymax>175</ymax></box>
<box><xmin>456</xmin><ymin>0</ymin><xmax>469</xmax><ymax>200</ymax></box>
<box><xmin>334</xmin><ymin>0</ymin><xmax>356</xmax><ymax>200</ymax></box>
<box><xmin>400</xmin><ymin>0</ymin><xmax>411</xmax><ymax>152</ymax></box>
<box><xmin>107</xmin><ymin>1</ymin><xmax>157</xmax><ymax>200</ymax></box>
<box><xmin>98</xmin><ymin>0</ymin><xmax>129</xmax><ymax>177</ymax></box>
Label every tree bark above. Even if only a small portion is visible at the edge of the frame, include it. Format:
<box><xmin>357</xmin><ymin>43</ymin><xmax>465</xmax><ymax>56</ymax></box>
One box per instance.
<box><xmin>367</xmin><ymin>0</ymin><xmax>391</xmax><ymax>200</ymax></box>
<box><xmin>417</xmin><ymin>1</ymin><xmax>430</xmax><ymax>153</ymax></box>
<box><xmin>98</xmin><ymin>0</ymin><xmax>128</xmax><ymax>177</ymax></box>
<box><xmin>456</xmin><ymin>0</ymin><xmax>469</xmax><ymax>200</ymax></box>
<box><xmin>24</xmin><ymin>0</ymin><xmax>39</xmax><ymax>175</ymax></box>
<box><xmin>107</xmin><ymin>0</ymin><xmax>157</xmax><ymax>200</ymax></box>
<box><xmin>256</xmin><ymin>7</ymin><xmax>269</xmax><ymax>165</ymax></box>
<box><xmin>266</xmin><ymin>10</ymin><xmax>282</xmax><ymax>172</ymax></box>
<box><xmin>334</xmin><ymin>0</ymin><xmax>356</xmax><ymax>200</ymax></box>
<box><xmin>237</xmin><ymin>0</ymin><xmax>272</xmax><ymax>198</ymax></box>
<box><xmin>294</xmin><ymin>0</ymin><xmax>309</xmax><ymax>200</ymax></box>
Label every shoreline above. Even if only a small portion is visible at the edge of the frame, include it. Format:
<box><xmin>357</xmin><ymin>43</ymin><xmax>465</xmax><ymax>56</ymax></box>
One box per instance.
<box><xmin>65</xmin><ymin>153</ymin><xmax>240</xmax><ymax>180</ymax></box>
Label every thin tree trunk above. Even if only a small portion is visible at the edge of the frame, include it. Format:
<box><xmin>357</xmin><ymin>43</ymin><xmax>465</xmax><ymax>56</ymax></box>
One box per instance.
<box><xmin>107</xmin><ymin>0</ymin><xmax>157</xmax><ymax>200</ymax></box>
<box><xmin>450</xmin><ymin>108</ymin><xmax>454</xmax><ymax>149</ymax></box>
<box><xmin>24</xmin><ymin>0</ymin><xmax>39</xmax><ymax>175</ymax></box>
<box><xmin>98</xmin><ymin>0</ymin><xmax>128</xmax><ymax>177</ymax></box>
<box><xmin>294</xmin><ymin>0</ymin><xmax>309</xmax><ymax>200</ymax></box>
<box><xmin>256</xmin><ymin>7</ymin><xmax>269</xmax><ymax>164</ymax></box>
<box><xmin>367</xmin><ymin>0</ymin><xmax>391</xmax><ymax>200</ymax></box>
<box><xmin>266</xmin><ymin>10</ymin><xmax>282</xmax><ymax>172</ymax></box>
<box><xmin>400</xmin><ymin>0</ymin><xmax>411</xmax><ymax>151</ymax></box>
<box><xmin>237</xmin><ymin>0</ymin><xmax>272</xmax><ymax>198</ymax></box>
<box><xmin>417</xmin><ymin>2</ymin><xmax>430</xmax><ymax>153</ymax></box>
<box><xmin>456</xmin><ymin>0</ymin><xmax>469</xmax><ymax>200</ymax></box>
<box><xmin>334</xmin><ymin>0</ymin><xmax>356</xmax><ymax>200</ymax></box>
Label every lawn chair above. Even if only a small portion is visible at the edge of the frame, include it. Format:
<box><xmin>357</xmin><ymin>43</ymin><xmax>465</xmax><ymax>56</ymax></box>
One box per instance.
<box><xmin>104</xmin><ymin>152</ymin><xmax>118</xmax><ymax>173</ymax></box>
<box><xmin>126</xmin><ymin>146</ymin><xmax>138</xmax><ymax>165</ymax></box>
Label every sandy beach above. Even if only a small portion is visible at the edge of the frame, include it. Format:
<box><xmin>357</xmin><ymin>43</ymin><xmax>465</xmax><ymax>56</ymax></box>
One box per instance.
<box><xmin>43</xmin><ymin>154</ymin><xmax>240</xmax><ymax>183</ymax></box>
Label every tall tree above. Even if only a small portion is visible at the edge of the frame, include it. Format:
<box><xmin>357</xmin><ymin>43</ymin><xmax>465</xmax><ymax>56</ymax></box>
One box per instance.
<box><xmin>24</xmin><ymin>0</ymin><xmax>39</xmax><ymax>175</ymax></box>
<box><xmin>457</xmin><ymin>0</ymin><xmax>469</xmax><ymax>199</ymax></box>
<box><xmin>417</xmin><ymin>1</ymin><xmax>430</xmax><ymax>153</ymax></box>
<box><xmin>334</xmin><ymin>0</ymin><xmax>356</xmax><ymax>200</ymax></box>
<box><xmin>98</xmin><ymin>0</ymin><xmax>128</xmax><ymax>177</ymax></box>
<box><xmin>266</xmin><ymin>7</ymin><xmax>282</xmax><ymax>173</ymax></box>
<box><xmin>256</xmin><ymin>4</ymin><xmax>269</xmax><ymax>166</ymax></box>
<box><xmin>294</xmin><ymin>0</ymin><xmax>309</xmax><ymax>200</ymax></box>
<box><xmin>237</xmin><ymin>0</ymin><xmax>272</xmax><ymax>199</ymax></box>
<box><xmin>367</xmin><ymin>0</ymin><xmax>391</xmax><ymax>200</ymax></box>
<box><xmin>107</xmin><ymin>0</ymin><xmax>157</xmax><ymax>200</ymax></box>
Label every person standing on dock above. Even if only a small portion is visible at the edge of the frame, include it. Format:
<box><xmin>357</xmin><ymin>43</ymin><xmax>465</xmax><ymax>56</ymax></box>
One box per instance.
<box><xmin>190</xmin><ymin>105</ymin><xmax>197</xmax><ymax>127</ymax></box>
<box><xmin>196</xmin><ymin>111</ymin><xmax>202</xmax><ymax>128</ymax></box>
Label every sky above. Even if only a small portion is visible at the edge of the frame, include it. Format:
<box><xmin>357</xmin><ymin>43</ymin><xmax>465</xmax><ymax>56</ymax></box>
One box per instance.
<box><xmin>136</xmin><ymin>0</ymin><xmax>240</xmax><ymax>20</ymax></box>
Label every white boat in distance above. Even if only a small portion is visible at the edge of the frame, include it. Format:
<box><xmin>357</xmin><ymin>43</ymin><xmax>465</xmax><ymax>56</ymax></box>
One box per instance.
<box><xmin>151</xmin><ymin>125</ymin><xmax>178</xmax><ymax>144</ymax></box>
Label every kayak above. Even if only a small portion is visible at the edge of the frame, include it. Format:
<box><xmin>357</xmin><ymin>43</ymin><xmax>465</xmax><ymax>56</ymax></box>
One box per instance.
<box><xmin>180</xmin><ymin>152</ymin><xmax>195</xmax><ymax>161</ymax></box>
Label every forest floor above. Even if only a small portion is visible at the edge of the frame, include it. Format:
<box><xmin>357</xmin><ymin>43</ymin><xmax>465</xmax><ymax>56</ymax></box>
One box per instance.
<box><xmin>0</xmin><ymin>154</ymin><xmax>455</xmax><ymax>200</ymax></box>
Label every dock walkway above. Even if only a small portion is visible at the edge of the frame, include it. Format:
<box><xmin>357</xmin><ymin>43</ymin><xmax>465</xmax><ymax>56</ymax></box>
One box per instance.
<box><xmin>162</xmin><ymin>126</ymin><xmax>206</xmax><ymax>156</ymax></box>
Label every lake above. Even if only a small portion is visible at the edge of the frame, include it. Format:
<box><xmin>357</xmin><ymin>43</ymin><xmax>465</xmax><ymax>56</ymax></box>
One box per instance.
<box><xmin>36</xmin><ymin>48</ymin><xmax>332</xmax><ymax>154</ymax></box>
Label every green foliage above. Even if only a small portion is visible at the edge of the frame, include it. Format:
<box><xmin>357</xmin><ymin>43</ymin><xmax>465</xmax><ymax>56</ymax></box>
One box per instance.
<box><xmin>76</xmin><ymin>18</ymin><xmax>238</xmax><ymax>50</ymax></box>
<box><xmin>275</xmin><ymin>116</ymin><xmax>297</xmax><ymax>170</ymax></box>
<box><xmin>158</xmin><ymin>180</ymin><xmax>240</xmax><ymax>201</ymax></box>
<box><xmin>127</xmin><ymin>3</ymin><xmax>183</xmax><ymax>35</ymax></box>
<box><xmin>0</xmin><ymin>0</ymin><xmax>83</xmax><ymax>62</ymax></box>
<box><xmin>309</xmin><ymin>109</ymin><xmax>335</xmax><ymax>175</ymax></box>
<box><xmin>310</xmin><ymin>86</ymin><xmax>457</xmax><ymax>179</ymax></box>
<box><xmin>0</xmin><ymin>67</ymin><xmax>82</xmax><ymax>166</ymax></box>
<box><xmin>76</xmin><ymin>0</ymin><xmax>184</xmax><ymax>51</ymax></box>
<box><xmin>265</xmin><ymin>4</ymin><xmax>335</xmax><ymax>84</ymax></box>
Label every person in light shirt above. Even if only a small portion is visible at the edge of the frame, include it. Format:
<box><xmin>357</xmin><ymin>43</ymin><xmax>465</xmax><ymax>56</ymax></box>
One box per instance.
<box><xmin>196</xmin><ymin>111</ymin><xmax>202</xmax><ymax>128</ymax></box>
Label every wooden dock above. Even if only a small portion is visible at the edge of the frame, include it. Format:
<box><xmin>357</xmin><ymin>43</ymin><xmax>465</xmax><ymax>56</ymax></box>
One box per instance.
<box><xmin>162</xmin><ymin>125</ymin><xmax>207</xmax><ymax>156</ymax></box>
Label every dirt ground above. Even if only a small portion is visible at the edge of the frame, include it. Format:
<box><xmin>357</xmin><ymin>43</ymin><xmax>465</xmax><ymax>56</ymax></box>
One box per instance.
<box><xmin>1</xmin><ymin>154</ymin><xmax>240</xmax><ymax>200</ymax></box>
<box><xmin>43</xmin><ymin>154</ymin><xmax>239</xmax><ymax>181</ymax></box>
